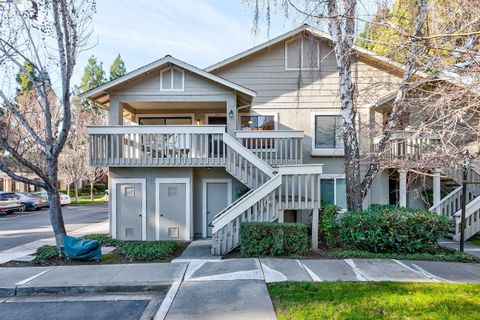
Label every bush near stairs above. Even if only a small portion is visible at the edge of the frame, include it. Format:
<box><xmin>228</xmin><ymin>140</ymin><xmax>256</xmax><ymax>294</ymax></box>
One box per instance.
<box><xmin>240</xmin><ymin>222</ymin><xmax>308</xmax><ymax>257</ymax></box>
<box><xmin>339</xmin><ymin>205</ymin><xmax>449</xmax><ymax>253</ymax></box>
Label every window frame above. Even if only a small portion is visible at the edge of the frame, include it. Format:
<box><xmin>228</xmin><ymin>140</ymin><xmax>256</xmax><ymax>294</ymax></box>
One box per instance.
<box><xmin>135</xmin><ymin>113</ymin><xmax>195</xmax><ymax>125</ymax></box>
<box><xmin>320</xmin><ymin>174</ymin><xmax>347</xmax><ymax>210</ymax></box>
<box><xmin>160</xmin><ymin>66</ymin><xmax>185</xmax><ymax>92</ymax></box>
<box><xmin>237</xmin><ymin>112</ymin><xmax>279</xmax><ymax>131</ymax></box>
<box><xmin>285</xmin><ymin>36</ymin><xmax>321</xmax><ymax>71</ymax></box>
<box><xmin>311</xmin><ymin>112</ymin><xmax>345</xmax><ymax>156</ymax></box>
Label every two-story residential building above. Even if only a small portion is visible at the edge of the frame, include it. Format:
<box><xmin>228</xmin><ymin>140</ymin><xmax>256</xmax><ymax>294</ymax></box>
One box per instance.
<box><xmin>81</xmin><ymin>24</ymin><xmax>480</xmax><ymax>255</ymax></box>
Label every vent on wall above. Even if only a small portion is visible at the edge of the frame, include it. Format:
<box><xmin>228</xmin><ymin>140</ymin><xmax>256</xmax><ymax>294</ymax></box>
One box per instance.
<box><xmin>168</xmin><ymin>187</ymin><xmax>177</xmax><ymax>197</ymax></box>
<box><xmin>125</xmin><ymin>227</ymin><xmax>134</xmax><ymax>238</ymax></box>
<box><xmin>168</xmin><ymin>227</ymin><xmax>179</xmax><ymax>238</ymax></box>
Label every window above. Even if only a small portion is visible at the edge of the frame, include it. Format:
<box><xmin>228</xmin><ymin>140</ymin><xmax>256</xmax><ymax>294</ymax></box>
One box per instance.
<box><xmin>240</xmin><ymin>115</ymin><xmax>275</xmax><ymax>131</ymax></box>
<box><xmin>314</xmin><ymin>115</ymin><xmax>343</xmax><ymax>149</ymax></box>
<box><xmin>285</xmin><ymin>36</ymin><xmax>320</xmax><ymax>70</ymax></box>
<box><xmin>160</xmin><ymin>67</ymin><xmax>184</xmax><ymax>91</ymax></box>
<box><xmin>138</xmin><ymin>117</ymin><xmax>192</xmax><ymax>125</ymax></box>
<box><xmin>321</xmin><ymin>177</ymin><xmax>346</xmax><ymax>209</ymax></box>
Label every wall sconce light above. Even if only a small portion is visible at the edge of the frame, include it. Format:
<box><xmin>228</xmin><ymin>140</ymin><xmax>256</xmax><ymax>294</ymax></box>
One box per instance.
<box><xmin>228</xmin><ymin>110</ymin><xmax>234</xmax><ymax>119</ymax></box>
<box><xmin>196</xmin><ymin>119</ymin><xmax>200</xmax><ymax>125</ymax></box>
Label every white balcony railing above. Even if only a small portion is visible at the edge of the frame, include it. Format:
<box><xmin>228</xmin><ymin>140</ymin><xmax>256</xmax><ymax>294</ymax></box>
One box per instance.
<box><xmin>87</xmin><ymin>125</ymin><xmax>227</xmax><ymax>167</ymax></box>
<box><xmin>373</xmin><ymin>132</ymin><xmax>440</xmax><ymax>162</ymax></box>
<box><xmin>88</xmin><ymin>126</ymin><xmax>305</xmax><ymax>167</ymax></box>
<box><xmin>236</xmin><ymin>130</ymin><xmax>304</xmax><ymax>166</ymax></box>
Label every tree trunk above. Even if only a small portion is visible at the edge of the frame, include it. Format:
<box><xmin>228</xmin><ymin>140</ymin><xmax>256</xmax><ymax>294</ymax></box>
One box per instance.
<box><xmin>47</xmin><ymin>189</ymin><xmax>67</xmax><ymax>254</ymax></box>
<box><xmin>90</xmin><ymin>181</ymin><xmax>94</xmax><ymax>202</ymax></box>
<box><xmin>74</xmin><ymin>180</ymin><xmax>79</xmax><ymax>202</ymax></box>
<box><xmin>67</xmin><ymin>183</ymin><xmax>70</xmax><ymax>197</ymax></box>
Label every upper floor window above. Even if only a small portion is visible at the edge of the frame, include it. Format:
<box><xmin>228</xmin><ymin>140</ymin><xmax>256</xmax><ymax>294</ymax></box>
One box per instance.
<box><xmin>138</xmin><ymin>116</ymin><xmax>192</xmax><ymax>125</ymax></box>
<box><xmin>312</xmin><ymin>114</ymin><xmax>344</xmax><ymax>156</ymax></box>
<box><xmin>160</xmin><ymin>67</ymin><xmax>184</xmax><ymax>91</ymax></box>
<box><xmin>285</xmin><ymin>36</ymin><xmax>320</xmax><ymax>70</ymax></box>
<box><xmin>240</xmin><ymin>115</ymin><xmax>275</xmax><ymax>130</ymax></box>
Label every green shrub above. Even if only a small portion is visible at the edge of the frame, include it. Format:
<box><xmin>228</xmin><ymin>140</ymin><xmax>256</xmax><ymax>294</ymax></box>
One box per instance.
<box><xmin>323</xmin><ymin>249</ymin><xmax>478</xmax><ymax>262</ymax></box>
<box><xmin>319</xmin><ymin>204</ymin><xmax>341</xmax><ymax>248</ymax></box>
<box><xmin>94</xmin><ymin>184</ymin><xmax>106</xmax><ymax>193</ymax></box>
<box><xmin>119</xmin><ymin>241</ymin><xmax>178</xmax><ymax>261</ymax></box>
<box><xmin>240</xmin><ymin>222</ymin><xmax>308</xmax><ymax>257</ymax></box>
<box><xmin>340</xmin><ymin>205</ymin><xmax>448</xmax><ymax>253</ymax></box>
<box><xmin>34</xmin><ymin>245</ymin><xmax>58</xmax><ymax>265</ymax></box>
<box><xmin>83</xmin><ymin>234</ymin><xmax>120</xmax><ymax>247</ymax></box>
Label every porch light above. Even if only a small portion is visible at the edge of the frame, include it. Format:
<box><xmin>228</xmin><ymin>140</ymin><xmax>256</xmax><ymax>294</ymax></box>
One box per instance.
<box><xmin>228</xmin><ymin>110</ymin><xmax>234</xmax><ymax>119</ymax></box>
<box><xmin>196</xmin><ymin>119</ymin><xmax>200</xmax><ymax>125</ymax></box>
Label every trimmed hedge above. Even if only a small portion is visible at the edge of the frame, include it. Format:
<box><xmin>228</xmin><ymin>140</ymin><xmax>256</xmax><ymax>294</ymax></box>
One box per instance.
<box><xmin>339</xmin><ymin>205</ymin><xmax>449</xmax><ymax>253</ymax></box>
<box><xmin>240</xmin><ymin>222</ymin><xmax>308</xmax><ymax>257</ymax></box>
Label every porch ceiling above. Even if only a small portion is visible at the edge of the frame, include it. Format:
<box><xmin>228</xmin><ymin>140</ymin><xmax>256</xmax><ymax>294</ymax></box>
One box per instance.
<box><xmin>125</xmin><ymin>101</ymin><xmax>230</xmax><ymax>114</ymax></box>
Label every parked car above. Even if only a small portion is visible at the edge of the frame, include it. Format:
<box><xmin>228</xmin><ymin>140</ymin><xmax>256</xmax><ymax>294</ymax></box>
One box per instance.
<box><xmin>0</xmin><ymin>192</ymin><xmax>22</xmax><ymax>213</ymax></box>
<box><xmin>17</xmin><ymin>192</ymin><xmax>49</xmax><ymax>211</ymax></box>
<box><xmin>34</xmin><ymin>191</ymin><xmax>72</xmax><ymax>206</ymax></box>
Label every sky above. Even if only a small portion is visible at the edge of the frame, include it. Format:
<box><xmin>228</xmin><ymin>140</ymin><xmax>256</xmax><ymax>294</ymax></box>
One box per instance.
<box><xmin>73</xmin><ymin>0</ymin><xmax>379</xmax><ymax>86</ymax></box>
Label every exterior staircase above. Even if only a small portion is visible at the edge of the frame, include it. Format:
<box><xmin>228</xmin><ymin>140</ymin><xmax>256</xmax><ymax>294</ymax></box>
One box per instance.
<box><xmin>211</xmin><ymin>134</ymin><xmax>322</xmax><ymax>255</ymax></box>
<box><xmin>429</xmin><ymin>164</ymin><xmax>480</xmax><ymax>241</ymax></box>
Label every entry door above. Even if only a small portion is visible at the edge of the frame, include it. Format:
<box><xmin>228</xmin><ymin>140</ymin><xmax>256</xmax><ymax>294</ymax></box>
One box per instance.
<box><xmin>206</xmin><ymin>182</ymin><xmax>229</xmax><ymax>237</ymax></box>
<box><xmin>207</xmin><ymin>117</ymin><xmax>227</xmax><ymax>158</ymax></box>
<box><xmin>117</xmin><ymin>183</ymin><xmax>143</xmax><ymax>240</ymax></box>
<box><xmin>158</xmin><ymin>183</ymin><xmax>187</xmax><ymax>240</ymax></box>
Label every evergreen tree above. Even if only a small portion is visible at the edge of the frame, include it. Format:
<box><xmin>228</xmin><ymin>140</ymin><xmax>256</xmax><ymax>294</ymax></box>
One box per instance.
<box><xmin>109</xmin><ymin>54</ymin><xmax>126</xmax><ymax>81</ymax></box>
<box><xmin>16</xmin><ymin>61</ymin><xmax>39</xmax><ymax>93</ymax></box>
<box><xmin>79</xmin><ymin>55</ymin><xmax>106</xmax><ymax>110</ymax></box>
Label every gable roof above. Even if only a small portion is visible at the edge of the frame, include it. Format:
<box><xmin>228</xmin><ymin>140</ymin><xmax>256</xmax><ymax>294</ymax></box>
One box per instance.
<box><xmin>205</xmin><ymin>24</ymin><xmax>428</xmax><ymax>79</ymax></box>
<box><xmin>79</xmin><ymin>55</ymin><xmax>256</xmax><ymax>104</ymax></box>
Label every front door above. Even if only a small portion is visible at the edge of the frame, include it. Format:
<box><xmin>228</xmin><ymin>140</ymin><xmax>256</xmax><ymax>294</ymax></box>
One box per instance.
<box><xmin>158</xmin><ymin>182</ymin><xmax>187</xmax><ymax>240</ymax></box>
<box><xmin>117</xmin><ymin>183</ymin><xmax>143</xmax><ymax>240</ymax></box>
<box><xmin>207</xmin><ymin>117</ymin><xmax>227</xmax><ymax>158</ymax></box>
<box><xmin>206</xmin><ymin>182</ymin><xmax>229</xmax><ymax>237</ymax></box>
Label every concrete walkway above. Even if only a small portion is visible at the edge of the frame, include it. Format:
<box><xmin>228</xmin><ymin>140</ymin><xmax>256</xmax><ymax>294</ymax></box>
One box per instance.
<box><xmin>439</xmin><ymin>239</ymin><xmax>480</xmax><ymax>258</ymax></box>
<box><xmin>0</xmin><ymin>258</ymin><xmax>480</xmax><ymax>319</ymax></box>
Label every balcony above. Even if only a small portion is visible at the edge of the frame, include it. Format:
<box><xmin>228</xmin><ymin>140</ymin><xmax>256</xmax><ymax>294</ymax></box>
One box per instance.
<box><xmin>374</xmin><ymin>132</ymin><xmax>440</xmax><ymax>164</ymax></box>
<box><xmin>88</xmin><ymin>125</ymin><xmax>304</xmax><ymax>167</ymax></box>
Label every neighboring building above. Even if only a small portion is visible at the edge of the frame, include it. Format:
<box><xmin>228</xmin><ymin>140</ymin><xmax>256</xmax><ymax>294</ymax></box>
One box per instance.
<box><xmin>0</xmin><ymin>172</ymin><xmax>67</xmax><ymax>193</ymax></box>
<box><xmin>81</xmin><ymin>25</ymin><xmax>479</xmax><ymax>254</ymax></box>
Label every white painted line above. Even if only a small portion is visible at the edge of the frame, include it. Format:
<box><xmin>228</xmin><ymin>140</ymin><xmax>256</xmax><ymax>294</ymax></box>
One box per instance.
<box><xmin>411</xmin><ymin>263</ymin><xmax>452</xmax><ymax>283</ymax></box>
<box><xmin>185</xmin><ymin>269</ymin><xmax>264</xmax><ymax>282</ymax></box>
<box><xmin>16</xmin><ymin>267</ymin><xmax>55</xmax><ymax>285</ymax></box>
<box><xmin>261</xmin><ymin>263</ymin><xmax>287</xmax><ymax>283</ymax></box>
<box><xmin>344</xmin><ymin>259</ymin><xmax>368</xmax><ymax>281</ymax></box>
<box><xmin>183</xmin><ymin>260</ymin><xmax>208</xmax><ymax>280</ymax></box>
<box><xmin>391</xmin><ymin>259</ymin><xmax>433</xmax><ymax>280</ymax></box>
<box><xmin>301</xmin><ymin>263</ymin><xmax>322</xmax><ymax>282</ymax></box>
<box><xmin>154</xmin><ymin>281</ymin><xmax>181</xmax><ymax>320</ymax></box>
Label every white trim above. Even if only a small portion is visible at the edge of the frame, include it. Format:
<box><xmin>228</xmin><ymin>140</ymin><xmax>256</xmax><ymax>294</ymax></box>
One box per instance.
<box><xmin>155</xmin><ymin>178</ymin><xmax>191</xmax><ymax>241</ymax></box>
<box><xmin>160</xmin><ymin>66</ymin><xmax>185</xmax><ymax>92</ymax></box>
<box><xmin>238</xmin><ymin>112</ymin><xmax>279</xmax><ymax>131</ymax></box>
<box><xmin>87</xmin><ymin>125</ymin><xmax>226</xmax><ymax>134</ymax></box>
<box><xmin>204</xmin><ymin>113</ymin><xmax>227</xmax><ymax>125</ymax></box>
<box><xmin>311</xmin><ymin>111</ymin><xmax>345</xmax><ymax>156</ymax></box>
<box><xmin>80</xmin><ymin>55</ymin><xmax>256</xmax><ymax>100</ymax></box>
<box><xmin>235</xmin><ymin>130</ymin><xmax>304</xmax><ymax>139</ymax></box>
<box><xmin>202</xmin><ymin>179</ymin><xmax>232</xmax><ymax>238</ymax></box>
<box><xmin>285</xmin><ymin>36</ymin><xmax>320</xmax><ymax>71</ymax></box>
<box><xmin>135</xmin><ymin>113</ymin><xmax>195</xmax><ymax>124</ymax></box>
<box><xmin>111</xmin><ymin>178</ymin><xmax>147</xmax><ymax>241</ymax></box>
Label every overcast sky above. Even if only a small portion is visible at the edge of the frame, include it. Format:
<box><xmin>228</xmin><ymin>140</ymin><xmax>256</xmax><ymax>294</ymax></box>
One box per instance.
<box><xmin>72</xmin><ymin>0</ymin><xmax>379</xmax><ymax>86</ymax></box>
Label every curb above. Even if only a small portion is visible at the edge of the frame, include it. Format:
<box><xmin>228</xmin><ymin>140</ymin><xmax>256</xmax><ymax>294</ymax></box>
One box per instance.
<box><xmin>10</xmin><ymin>283</ymin><xmax>171</xmax><ymax>296</ymax></box>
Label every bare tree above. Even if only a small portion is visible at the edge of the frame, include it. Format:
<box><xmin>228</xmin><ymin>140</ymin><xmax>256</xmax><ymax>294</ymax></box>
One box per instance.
<box><xmin>0</xmin><ymin>1</ymin><xmax>95</xmax><ymax>251</ymax></box>
<box><xmin>246</xmin><ymin>0</ymin><xmax>479</xmax><ymax>210</ymax></box>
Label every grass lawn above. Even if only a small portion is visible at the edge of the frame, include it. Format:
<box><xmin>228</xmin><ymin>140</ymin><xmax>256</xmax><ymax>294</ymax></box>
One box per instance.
<box><xmin>269</xmin><ymin>282</ymin><xmax>480</xmax><ymax>320</ymax></box>
<box><xmin>70</xmin><ymin>196</ymin><xmax>107</xmax><ymax>205</ymax></box>
<box><xmin>471</xmin><ymin>234</ymin><xmax>480</xmax><ymax>247</ymax></box>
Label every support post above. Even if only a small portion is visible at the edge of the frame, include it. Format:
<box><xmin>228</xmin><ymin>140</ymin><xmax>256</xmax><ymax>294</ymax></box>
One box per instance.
<box><xmin>460</xmin><ymin>168</ymin><xmax>468</xmax><ymax>252</ymax></box>
<box><xmin>311</xmin><ymin>202</ymin><xmax>319</xmax><ymax>250</ymax></box>
<box><xmin>226</xmin><ymin>94</ymin><xmax>237</xmax><ymax>137</ymax></box>
<box><xmin>433</xmin><ymin>168</ymin><xmax>441</xmax><ymax>209</ymax></box>
<box><xmin>108</xmin><ymin>98</ymin><xmax>123</xmax><ymax>125</ymax></box>
<box><xmin>399</xmin><ymin>169</ymin><xmax>407</xmax><ymax>207</ymax></box>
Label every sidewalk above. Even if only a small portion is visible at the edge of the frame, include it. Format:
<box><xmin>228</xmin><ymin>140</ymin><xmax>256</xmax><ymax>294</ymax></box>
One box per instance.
<box><xmin>1</xmin><ymin>258</ymin><xmax>479</xmax><ymax>319</ymax></box>
<box><xmin>0</xmin><ymin>221</ymin><xmax>108</xmax><ymax>264</ymax></box>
